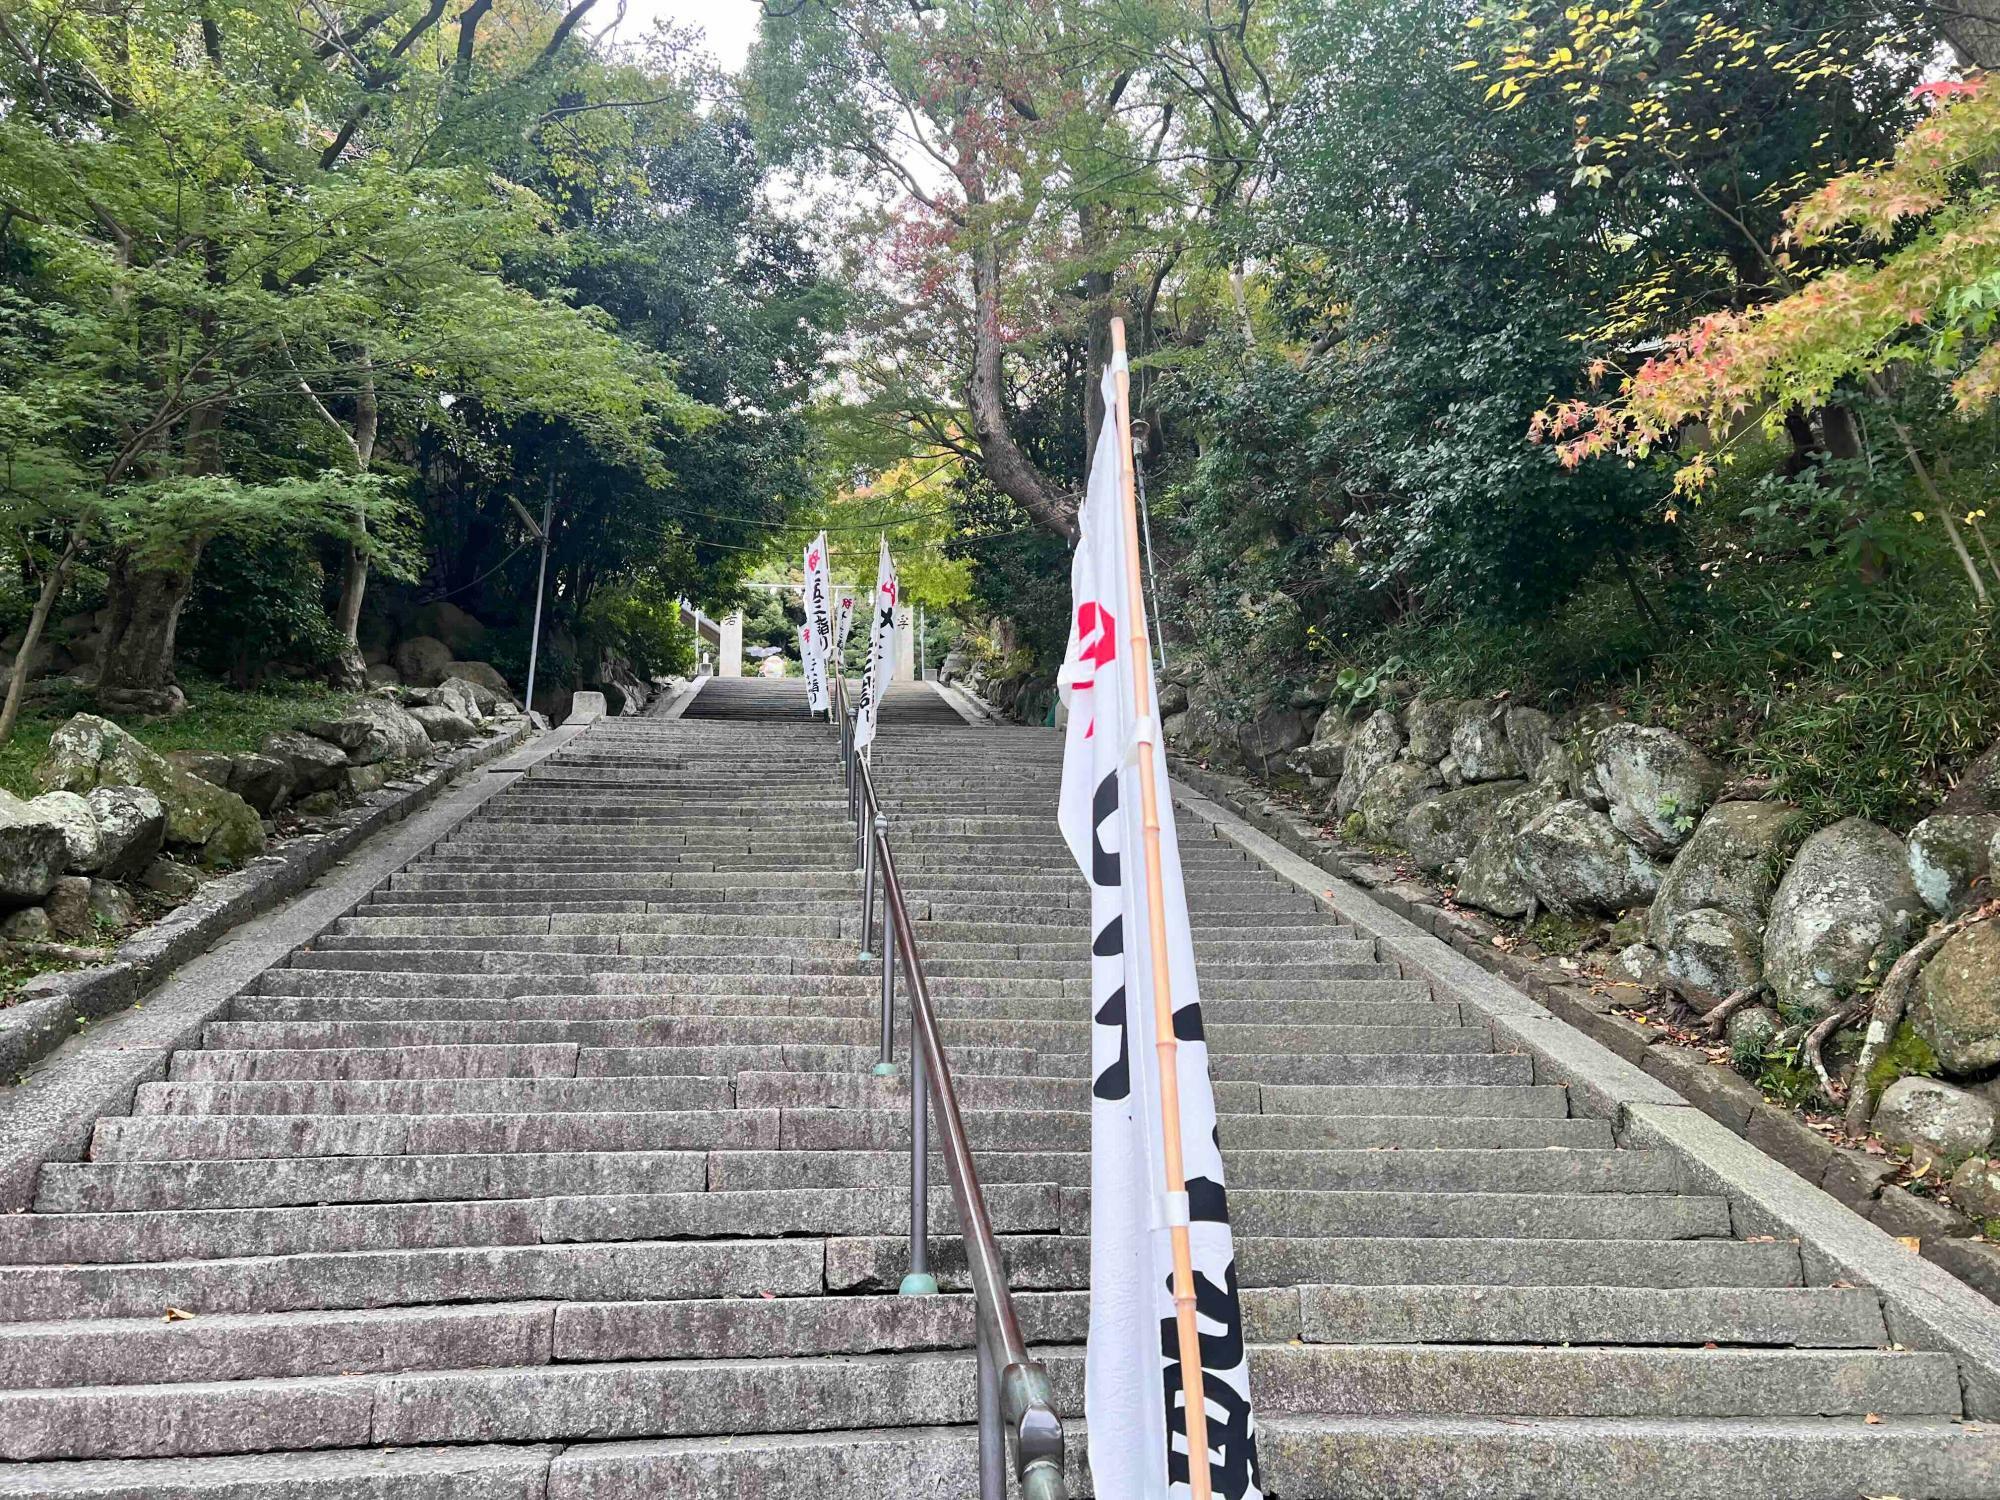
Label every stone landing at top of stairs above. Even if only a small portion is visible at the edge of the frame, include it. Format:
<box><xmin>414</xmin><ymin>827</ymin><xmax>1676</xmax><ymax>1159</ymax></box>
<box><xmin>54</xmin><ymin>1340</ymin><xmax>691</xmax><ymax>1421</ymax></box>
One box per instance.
<box><xmin>2</xmin><ymin>678</ymin><xmax>1999</xmax><ymax>1498</ymax></box>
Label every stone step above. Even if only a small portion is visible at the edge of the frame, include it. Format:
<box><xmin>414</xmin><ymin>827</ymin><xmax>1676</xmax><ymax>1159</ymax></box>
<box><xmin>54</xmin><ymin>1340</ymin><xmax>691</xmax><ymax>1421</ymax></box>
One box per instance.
<box><xmin>278</xmin><ymin>952</ymin><xmax>1376</xmax><ymax>988</ymax></box>
<box><xmin>309</xmin><ymin>930</ymin><xmax>1357</xmax><ymax>958</ymax></box>
<box><xmin>88</xmin><ymin>1108</ymin><xmax>783</xmax><ymax>1162</ymax></box>
<box><xmin>40</xmin><ymin>1147</ymin><xmax>1681</xmax><ymax>1213</ymax></box>
<box><xmin>1083</xmin><ymin>1190</ymin><xmax>1730</xmax><ymax>1242</ymax></box>
<box><xmin>0</xmin><ymin>1238</ymin><xmax>829</xmax><ymax>1321</ymax></box>
<box><xmin>132</xmin><ymin>1076</ymin><xmax>746</xmax><ymax>1118</ymax></box>
<box><xmin>824</xmin><ymin>1233</ymin><xmax>1805</xmax><ymax>1293</ymax></box>
<box><xmin>0</xmin><ymin>1185</ymin><xmax>1062</xmax><ymax>1265</ymax></box>
<box><xmin>1296</xmin><ymin>1284</ymin><xmax>1889</xmax><ymax>1348</ymax></box>
<box><xmin>219</xmin><ymin>988</ymin><xmax>1440</xmax><ymax>1032</ymax></box>
<box><xmin>371</xmin><ymin>1415</ymin><xmax>2000</xmax><ymax>1500</ymax></box>
<box><xmin>0</xmin><ymin>1343</ymin><xmax>1953</xmax><ymax>1462</ymax></box>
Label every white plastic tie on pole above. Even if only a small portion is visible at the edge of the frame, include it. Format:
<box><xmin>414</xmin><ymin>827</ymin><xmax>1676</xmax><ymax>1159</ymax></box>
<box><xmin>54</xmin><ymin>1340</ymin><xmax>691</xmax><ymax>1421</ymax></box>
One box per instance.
<box><xmin>1110</xmin><ymin>349</ymin><xmax>1129</xmax><ymax>373</ymax></box>
<box><xmin>1162</xmin><ymin>1190</ymin><xmax>1190</xmax><ymax>1228</ymax></box>
<box><xmin>1126</xmin><ymin>713</ymin><xmax>1158</xmax><ymax>765</ymax></box>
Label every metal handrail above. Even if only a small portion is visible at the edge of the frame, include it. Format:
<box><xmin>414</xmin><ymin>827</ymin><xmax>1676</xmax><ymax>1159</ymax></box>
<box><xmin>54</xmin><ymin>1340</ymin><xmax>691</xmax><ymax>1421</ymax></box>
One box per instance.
<box><xmin>827</xmin><ymin>672</ymin><xmax>1068</xmax><ymax>1500</ymax></box>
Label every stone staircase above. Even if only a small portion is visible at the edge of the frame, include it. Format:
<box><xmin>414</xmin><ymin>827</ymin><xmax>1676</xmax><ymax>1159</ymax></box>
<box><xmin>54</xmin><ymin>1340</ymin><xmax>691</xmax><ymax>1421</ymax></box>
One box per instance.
<box><xmin>2</xmin><ymin>677</ymin><xmax>1998</xmax><ymax>1496</ymax></box>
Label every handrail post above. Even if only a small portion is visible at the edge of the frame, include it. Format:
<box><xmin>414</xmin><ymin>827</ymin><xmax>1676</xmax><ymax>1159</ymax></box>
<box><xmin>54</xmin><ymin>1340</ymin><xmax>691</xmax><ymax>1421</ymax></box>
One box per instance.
<box><xmin>900</xmin><ymin>963</ymin><xmax>935</xmax><ymax>1295</ymax></box>
<box><xmin>977</xmin><ymin>1326</ymin><xmax>1003</xmax><ymax>1500</ymax></box>
<box><xmin>859</xmin><ymin>825</ymin><xmax>878</xmax><ymax>961</ymax></box>
<box><xmin>873</xmin><ymin>820</ymin><xmax>897</xmax><ymax>1077</ymax></box>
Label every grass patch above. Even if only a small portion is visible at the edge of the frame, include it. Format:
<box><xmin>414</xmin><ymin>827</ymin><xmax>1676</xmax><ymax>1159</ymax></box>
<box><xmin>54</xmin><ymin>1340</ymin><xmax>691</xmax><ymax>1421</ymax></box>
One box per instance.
<box><xmin>1519</xmin><ymin>911</ymin><xmax>1597</xmax><ymax>957</ymax></box>
<box><xmin>0</xmin><ymin>675</ymin><xmax>364</xmax><ymax>800</ymax></box>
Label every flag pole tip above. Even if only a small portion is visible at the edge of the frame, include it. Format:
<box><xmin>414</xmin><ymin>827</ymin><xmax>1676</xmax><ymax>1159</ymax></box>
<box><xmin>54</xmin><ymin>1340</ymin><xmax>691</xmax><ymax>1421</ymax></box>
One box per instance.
<box><xmin>898</xmin><ymin>1271</ymin><xmax>939</xmax><ymax>1297</ymax></box>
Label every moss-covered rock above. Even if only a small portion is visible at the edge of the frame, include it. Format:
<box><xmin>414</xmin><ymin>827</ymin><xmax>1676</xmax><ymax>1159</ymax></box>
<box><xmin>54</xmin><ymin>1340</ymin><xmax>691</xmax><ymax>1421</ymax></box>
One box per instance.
<box><xmin>1907</xmin><ymin>813</ymin><xmax>1999</xmax><ymax>916</ymax></box>
<box><xmin>1911</xmin><ymin>921</ymin><xmax>2000</xmax><ymax>1077</ymax></box>
<box><xmin>1764</xmin><ymin>818</ymin><xmax>1926</xmax><ymax>1019</ymax></box>
<box><xmin>34</xmin><ymin>713</ymin><xmax>265</xmax><ymax>867</ymax></box>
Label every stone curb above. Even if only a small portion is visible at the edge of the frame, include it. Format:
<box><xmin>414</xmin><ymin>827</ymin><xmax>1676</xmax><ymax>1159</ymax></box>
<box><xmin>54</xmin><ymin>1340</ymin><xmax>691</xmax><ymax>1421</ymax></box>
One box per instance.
<box><xmin>1169</xmin><ymin>759</ymin><xmax>2000</xmax><ymax>1417</ymax></box>
<box><xmin>0</xmin><ymin>716</ymin><xmax>537</xmax><ymax>1212</ymax></box>
<box><xmin>656</xmin><ymin>674</ymin><xmax>708</xmax><ymax>721</ymax></box>
<box><xmin>932</xmin><ymin>679</ymin><xmax>1000</xmax><ymax>726</ymax></box>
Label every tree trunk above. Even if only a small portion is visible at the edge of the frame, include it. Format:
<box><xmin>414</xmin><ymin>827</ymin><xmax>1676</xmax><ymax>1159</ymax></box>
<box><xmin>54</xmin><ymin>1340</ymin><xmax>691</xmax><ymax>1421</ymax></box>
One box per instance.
<box><xmin>0</xmin><ymin>533</ymin><xmax>81</xmax><ymax>745</ymax></box>
<box><xmin>1820</xmin><ymin>401</ymin><xmax>1886</xmax><ymax>584</ymax></box>
<box><xmin>328</xmin><ymin>355</ymin><xmax>377</xmax><ymax>689</ymax></box>
<box><xmin>968</xmin><ymin>231</ymin><xmax>1079</xmax><ymax>541</ymax></box>
<box><xmin>95</xmin><ymin>540</ymin><xmax>204</xmax><ymax>716</ymax></box>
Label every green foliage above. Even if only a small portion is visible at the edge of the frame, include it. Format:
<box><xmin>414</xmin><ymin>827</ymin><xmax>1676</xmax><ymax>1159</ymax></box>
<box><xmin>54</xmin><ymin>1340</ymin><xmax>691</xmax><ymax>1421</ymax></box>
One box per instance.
<box><xmin>582</xmin><ymin>582</ymin><xmax>695</xmax><ymax>682</ymax></box>
<box><xmin>1519</xmin><ymin>912</ymin><xmax>1596</xmax><ymax>957</ymax></box>
<box><xmin>179</xmin><ymin>538</ymin><xmax>349</xmax><ymax>687</ymax></box>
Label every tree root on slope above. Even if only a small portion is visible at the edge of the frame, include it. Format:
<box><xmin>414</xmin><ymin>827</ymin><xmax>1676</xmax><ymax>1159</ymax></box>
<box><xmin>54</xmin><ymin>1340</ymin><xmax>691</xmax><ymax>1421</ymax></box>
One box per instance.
<box><xmin>1843</xmin><ymin>900</ymin><xmax>2000</xmax><ymax>1137</ymax></box>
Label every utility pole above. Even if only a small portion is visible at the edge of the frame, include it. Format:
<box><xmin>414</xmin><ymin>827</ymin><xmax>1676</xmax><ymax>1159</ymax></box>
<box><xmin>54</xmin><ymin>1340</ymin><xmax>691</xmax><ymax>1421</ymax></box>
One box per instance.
<box><xmin>509</xmin><ymin>475</ymin><xmax>555</xmax><ymax>723</ymax></box>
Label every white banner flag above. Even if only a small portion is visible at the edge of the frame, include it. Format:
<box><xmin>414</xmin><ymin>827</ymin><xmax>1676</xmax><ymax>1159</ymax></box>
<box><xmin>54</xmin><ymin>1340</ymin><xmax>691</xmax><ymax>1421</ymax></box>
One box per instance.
<box><xmin>835</xmin><ymin>592</ymin><xmax>857</xmax><ymax>658</ymax></box>
<box><xmin>1057</xmin><ymin>368</ymin><xmax>1262</xmax><ymax>1500</ymax></box>
<box><xmin>798</xmin><ymin>623</ymin><xmax>826</xmax><ymax>715</ymax></box>
<box><xmin>802</xmin><ymin>532</ymin><xmax>834</xmax><ymax>713</ymax></box>
<box><xmin>853</xmin><ymin>535</ymin><xmax>899</xmax><ymax>753</ymax></box>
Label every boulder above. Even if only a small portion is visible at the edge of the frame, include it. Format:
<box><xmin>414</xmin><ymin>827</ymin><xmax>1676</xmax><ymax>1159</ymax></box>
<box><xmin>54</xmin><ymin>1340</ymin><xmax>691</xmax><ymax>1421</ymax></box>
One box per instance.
<box><xmin>391</xmin><ymin>635</ymin><xmax>454</xmax><ymax>688</ymax></box>
<box><xmin>1455</xmin><ymin>835</ymin><xmax>1534</xmax><ymax>918</ymax></box>
<box><xmin>84</xmin><ymin>786</ymin><xmax>166</xmax><ymax>880</ymax></box>
<box><xmin>1357</xmin><ymin>760</ymin><xmax>1443</xmax><ymax>842</ymax></box>
<box><xmin>1907</xmin><ymin>813</ymin><xmax>1999</xmax><ymax>915</ymax></box>
<box><xmin>227</xmin><ymin>754</ymin><xmax>293</xmax><ymax>816</ymax></box>
<box><xmin>1505</xmin><ymin>706</ymin><xmax>1565</xmax><ymax>783</ymax></box>
<box><xmin>1399</xmin><ymin>780</ymin><xmax>1528</xmax><ymax>873</ymax></box>
<box><xmin>1</xmin><ymin>905</ymin><xmax>52</xmax><ymax>942</ymax></box>
<box><xmin>1403</xmin><ymin>697</ymin><xmax>1457</xmax><ymax>766</ymax></box>
<box><xmin>1513</xmin><ymin>800</ymin><xmax>1663</xmax><ymax>914</ymax></box>
<box><xmin>410</xmin><ymin>705</ymin><xmax>478</xmax><ymax>744</ymax></box>
<box><xmin>1942</xmin><ymin>741</ymin><xmax>2000</xmax><ymax>817</ymax></box>
<box><xmin>0</xmin><ymin>791</ymin><xmax>75</xmax><ymax>905</ymax></box>
<box><xmin>1593</xmin><ymin>724</ymin><xmax>1722</xmax><ymax>856</ymax></box>
<box><xmin>433</xmin><ymin>678</ymin><xmax>486</xmax><ymax>724</ymax></box>
<box><xmin>34</xmin><ymin>714</ymin><xmax>265</xmax><ymax>867</ymax></box>
<box><xmin>165</xmin><ymin>749</ymin><xmax>234</xmax><ymax>788</ymax></box>
<box><xmin>311</xmin><ymin>697</ymin><xmax>432</xmax><ymax>766</ymax></box>
<box><xmin>1727</xmin><ymin>1003</ymin><xmax>1781</xmax><ymax>1057</ymax></box>
<box><xmin>365</xmin><ymin>663</ymin><xmax>402</xmax><ymax>689</ymax></box>
<box><xmin>1764</xmin><ymin>818</ymin><xmax>1928</xmax><ymax>1018</ymax></box>
<box><xmin>26</xmin><ymin>791</ymin><xmax>102</xmax><ymax>873</ymax></box>
<box><xmin>409</xmin><ymin>602</ymin><xmax>487</xmax><ymax>656</ymax></box>
<box><xmin>88</xmin><ymin>879</ymin><xmax>138</xmax><ymax>930</ymax></box>
<box><xmin>1300</xmin><ymin>712</ymin><xmax>1352</xmax><ymax>782</ymax></box>
<box><xmin>1451</xmin><ymin>782</ymin><xmax>1565</xmax><ymax>919</ymax></box>
<box><xmin>1951</xmin><ymin>1157</ymin><xmax>2000</xmax><ymax>1222</ymax></box>
<box><xmin>300</xmin><ymin>710</ymin><xmax>371</xmax><ymax>752</ymax></box>
<box><xmin>95</xmin><ymin>682</ymin><xmax>185</xmax><ymax>719</ymax></box>
<box><xmin>261</xmin><ymin>731</ymin><xmax>349</xmax><ymax>795</ymax></box>
<box><xmin>342</xmin><ymin>762</ymin><xmax>393</xmax><ymax>799</ymax></box>
<box><xmin>1910</xmin><ymin>922</ymin><xmax>2000</xmax><ymax>1077</ymax></box>
<box><xmin>1656</xmin><ymin>906</ymin><xmax>1764</xmax><ymax>999</ymax></box>
<box><xmin>1157</xmin><ymin>680</ymin><xmax>1190</xmax><ymax>717</ymax></box>
<box><xmin>1647</xmin><ymin>800</ymin><xmax>1800</xmax><ymax>948</ymax></box>
<box><xmin>1233</xmin><ymin>704</ymin><xmax>1318</xmax><ymax>769</ymax></box>
<box><xmin>44</xmin><ymin>875</ymin><xmax>92</xmax><ymax>940</ymax></box>
<box><xmin>1874</xmin><ymin>1076</ymin><xmax>1995</xmax><ymax>1164</ymax></box>
<box><xmin>1449</xmin><ymin>702</ymin><xmax>1520</xmax><ymax>783</ymax></box>
<box><xmin>442</xmin><ymin>661</ymin><xmax>514</xmax><ymax>705</ymax></box>
<box><xmin>140</xmin><ymin>856</ymin><xmax>200</xmax><ymax>900</ymax></box>
<box><xmin>1332</xmin><ymin>710</ymin><xmax>1403</xmax><ymax>819</ymax></box>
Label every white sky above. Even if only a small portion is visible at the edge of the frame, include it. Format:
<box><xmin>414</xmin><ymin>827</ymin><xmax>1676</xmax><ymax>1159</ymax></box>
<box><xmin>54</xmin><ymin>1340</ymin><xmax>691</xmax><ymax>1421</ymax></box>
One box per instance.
<box><xmin>608</xmin><ymin>0</ymin><xmax>761</xmax><ymax>68</ymax></box>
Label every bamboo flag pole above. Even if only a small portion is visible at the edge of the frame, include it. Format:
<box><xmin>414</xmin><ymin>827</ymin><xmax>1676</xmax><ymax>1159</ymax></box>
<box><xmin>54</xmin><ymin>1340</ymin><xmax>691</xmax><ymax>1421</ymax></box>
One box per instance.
<box><xmin>1109</xmin><ymin>315</ymin><xmax>1213</xmax><ymax>1500</ymax></box>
